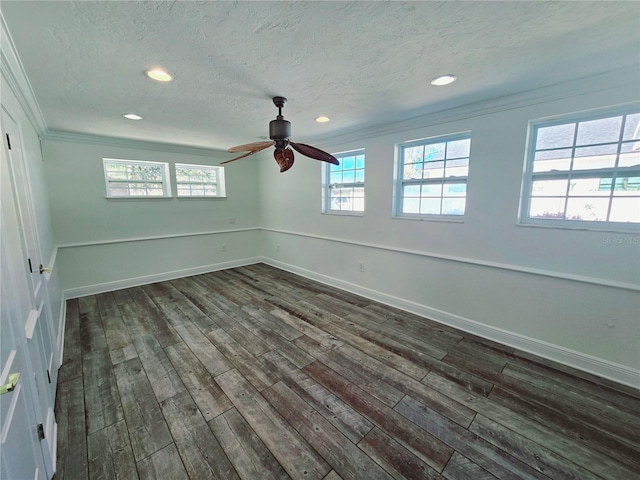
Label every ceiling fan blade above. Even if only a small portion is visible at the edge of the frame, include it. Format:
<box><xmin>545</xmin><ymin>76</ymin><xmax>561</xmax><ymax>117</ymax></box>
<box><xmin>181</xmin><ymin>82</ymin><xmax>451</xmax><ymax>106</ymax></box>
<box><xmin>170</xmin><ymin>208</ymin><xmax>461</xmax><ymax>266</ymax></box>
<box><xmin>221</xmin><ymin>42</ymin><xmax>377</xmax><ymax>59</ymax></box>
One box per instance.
<box><xmin>221</xmin><ymin>140</ymin><xmax>275</xmax><ymax>165</ymax></box>
<box><xmin>290</xmin><ymin>142</ymin><xmax>339</xmax><ymax>165</ymax></box>
<box><xmin>220</xmin><ymin>151</ymin><xmax>256</xmax><ymax>165</ymax></box>
<box><xmin>274</xmin><ymin>149</ymin><xmax>295</xmax><ymax>173</ymax></box>
<box><xmin>227</xmin><ymin>140</ymin><xmax>274</xmax><ymax>153</ymax></box>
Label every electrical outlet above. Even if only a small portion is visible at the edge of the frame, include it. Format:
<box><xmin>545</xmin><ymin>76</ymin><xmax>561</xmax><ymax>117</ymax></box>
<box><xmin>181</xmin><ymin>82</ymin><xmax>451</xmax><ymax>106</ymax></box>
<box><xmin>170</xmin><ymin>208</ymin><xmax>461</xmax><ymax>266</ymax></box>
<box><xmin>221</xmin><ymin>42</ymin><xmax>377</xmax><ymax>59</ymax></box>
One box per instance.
<box><xmin>359</xmin><ymin>262</ymin><xmax>365</xmax><ymax>272</ymax></box>
<box><xmin>276</xmin><ymin>245</ymin><xmax>281</xmax><ymax>251</ymax></box>
<box><xmin>221</xmin><ymin>244</ymin><xmax>227</xmax><ymax>252</ymax></box>
<box><xmin>229</xmin><ymin>218</ymin><xmax>236</xmax><ymax>224</ymax></box>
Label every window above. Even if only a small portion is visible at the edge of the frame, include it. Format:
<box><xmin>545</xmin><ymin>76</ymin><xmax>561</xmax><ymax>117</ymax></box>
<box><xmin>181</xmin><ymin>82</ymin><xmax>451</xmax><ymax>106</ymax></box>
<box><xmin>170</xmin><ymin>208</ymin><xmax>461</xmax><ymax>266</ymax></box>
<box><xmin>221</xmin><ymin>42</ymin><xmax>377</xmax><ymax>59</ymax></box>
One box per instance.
<box><xmin>175</xmin><ymin>163</ymin><xmax>226</xmax><ymax>197</ymax></box>
<box><xmin>521</xmin><ymin>107</ymin><xmax>640</xmax><ymax>229</ymax></box>
<box><xmin>395</xmin><ymin>134</ymin><xmax>471</xmax><ymax>218</ymax></box>
<box><xmin>323</xmin><ymin>150</ymin><xmax>365</xmax><ymax>213</ymax></box>
<box><xmin>103</xmin><ymin>158</ymin><xmax>170</xmax><ymax>197</ymax></box>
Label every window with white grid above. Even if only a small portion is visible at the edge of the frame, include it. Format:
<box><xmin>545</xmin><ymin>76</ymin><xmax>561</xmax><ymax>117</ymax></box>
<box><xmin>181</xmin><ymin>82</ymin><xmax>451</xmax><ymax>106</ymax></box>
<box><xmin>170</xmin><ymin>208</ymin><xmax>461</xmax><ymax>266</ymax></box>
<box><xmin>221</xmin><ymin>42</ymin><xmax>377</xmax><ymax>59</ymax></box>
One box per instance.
<box><xmin>395</xmin><ymin>134</ymin><xmax>471</xmax><ymax>218</ymax></box>
<box><xmin>175</xmin><ymin>163</ymin><xmax>226</xmax><ymax>197</ymax></box>
<box><xmin>323</xmin><ymin>150</ymin><xmax>365</xmax><ymax>214</ymax></box>
<box><xmin>103</xmin><ymin>158</ymin><xmax>171</xmax><ymax>197</ymax></box>
<box><xmin>521</xmin><ymin>106</ymin><xmax>640</xmax><ymax>230</ymax></box>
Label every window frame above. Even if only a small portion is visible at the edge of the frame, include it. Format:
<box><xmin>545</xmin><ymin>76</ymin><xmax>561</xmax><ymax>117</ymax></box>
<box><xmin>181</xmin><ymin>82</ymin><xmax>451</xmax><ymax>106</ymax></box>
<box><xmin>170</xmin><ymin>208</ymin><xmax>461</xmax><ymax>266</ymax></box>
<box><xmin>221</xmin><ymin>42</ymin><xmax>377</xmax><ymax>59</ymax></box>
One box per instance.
<box><xmin>175</xmin><ymin>163</ymin><xmax>226</xmax><ymax>198</ymax></box>
<box><xmin>393</xmin><ymin>132</ymin><xmax>471</xmax><ymax>221</ymax></box>
<box><xmin>103</xmin><ymin>158</ymin><xmax>171</xmax><ymax>198</ymax></box>
<box><xmin>519</xmin><ymin>105</ymin><xmax>640</xmax><ymax>232</ymax></box>
<box><xmin>322</xmin><ymin>149</ymin><xmax>366</xmax><ymax>215</ymax></box>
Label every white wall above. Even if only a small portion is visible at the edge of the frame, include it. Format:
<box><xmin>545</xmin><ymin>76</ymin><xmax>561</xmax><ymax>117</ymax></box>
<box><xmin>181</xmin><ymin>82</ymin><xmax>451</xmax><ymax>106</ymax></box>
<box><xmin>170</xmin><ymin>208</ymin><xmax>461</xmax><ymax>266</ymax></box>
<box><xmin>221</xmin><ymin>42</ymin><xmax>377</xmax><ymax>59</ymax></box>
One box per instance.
<box><xmin>42</xmin><ymin>138</ymin><xmax>261</xmax><ymax>295</ymax></box>
<box><xmin>258</xmin><ymin>71</ymin><xmax>640</xmax><ymax>386</ymax></box>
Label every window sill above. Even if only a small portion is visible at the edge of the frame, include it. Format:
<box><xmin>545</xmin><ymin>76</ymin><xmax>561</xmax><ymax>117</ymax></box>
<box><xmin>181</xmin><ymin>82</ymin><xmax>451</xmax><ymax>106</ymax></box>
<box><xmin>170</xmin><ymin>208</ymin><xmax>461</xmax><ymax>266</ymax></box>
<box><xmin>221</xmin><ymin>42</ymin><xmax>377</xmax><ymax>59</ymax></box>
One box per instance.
<box><xmin>105</xmin><ymin>196</ymin><xmax>173</xmax><ymax>200</ymax></box>
<box><xmin>393</xmin><ymin>214</ymin><xmax>464</xmax><ymax>223</ymax></box>
<box><xmin>322</xmin><ymin>210</ymin><xmax>364</xmax><ymax>217</ymax></box>
<box><xmin>176</xmin><ymin>196</ymin><xmax>227</xmax><ymax>200</ymax></box>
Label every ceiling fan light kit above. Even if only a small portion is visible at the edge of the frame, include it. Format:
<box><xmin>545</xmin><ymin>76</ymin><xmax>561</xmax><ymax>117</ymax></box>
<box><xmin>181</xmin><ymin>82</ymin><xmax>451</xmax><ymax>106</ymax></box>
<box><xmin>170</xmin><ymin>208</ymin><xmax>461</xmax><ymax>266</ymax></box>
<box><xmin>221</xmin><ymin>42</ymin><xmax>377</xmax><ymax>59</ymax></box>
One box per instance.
<box><xmin>223</xmin><ymin>96</ymin><xmax>339</xmax><ymax>173</ymax></box>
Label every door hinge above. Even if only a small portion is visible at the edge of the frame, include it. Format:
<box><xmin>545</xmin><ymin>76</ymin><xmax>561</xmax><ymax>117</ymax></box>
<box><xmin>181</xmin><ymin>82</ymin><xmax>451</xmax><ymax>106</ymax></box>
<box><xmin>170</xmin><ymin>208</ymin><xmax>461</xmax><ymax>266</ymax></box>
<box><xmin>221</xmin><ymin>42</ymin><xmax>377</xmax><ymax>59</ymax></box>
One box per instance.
<box><xmin>47</xmin><ymin>370</ymin><xmax>51</xmax><ymax>384</ymax></box>
<box><xmin>28</xmin><ymin>258</ymin><xmax>33</xmax><ymax>273</ymax></box>
<box><xmin>37</xmin><ymin>423</ymin><xmax>45</xmax><ymax>441</ymax></box>
<box><xmin>5</xmin><ymin>133</ymin><xmax>11</xmax><ymax>150</ymax></box>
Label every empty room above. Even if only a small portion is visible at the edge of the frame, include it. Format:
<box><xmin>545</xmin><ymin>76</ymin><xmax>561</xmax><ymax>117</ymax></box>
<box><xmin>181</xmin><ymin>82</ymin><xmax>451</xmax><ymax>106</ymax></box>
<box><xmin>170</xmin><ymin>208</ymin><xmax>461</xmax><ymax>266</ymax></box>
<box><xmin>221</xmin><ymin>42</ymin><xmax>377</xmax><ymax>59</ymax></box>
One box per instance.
<box><xmin>1</xmin><ymin>1</ymin><xmax>639</xmax><ymax>479</ymax></box>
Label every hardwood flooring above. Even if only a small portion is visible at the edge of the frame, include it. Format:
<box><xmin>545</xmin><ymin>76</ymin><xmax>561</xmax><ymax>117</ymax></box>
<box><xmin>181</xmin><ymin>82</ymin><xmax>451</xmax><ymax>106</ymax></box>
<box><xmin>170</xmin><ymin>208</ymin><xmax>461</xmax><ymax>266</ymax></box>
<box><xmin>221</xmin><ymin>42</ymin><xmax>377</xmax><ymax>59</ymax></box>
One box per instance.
<box><xmin>54</xmin><ymin>263</ymin><xmax>640</xmax><ymax>480</ymax></box>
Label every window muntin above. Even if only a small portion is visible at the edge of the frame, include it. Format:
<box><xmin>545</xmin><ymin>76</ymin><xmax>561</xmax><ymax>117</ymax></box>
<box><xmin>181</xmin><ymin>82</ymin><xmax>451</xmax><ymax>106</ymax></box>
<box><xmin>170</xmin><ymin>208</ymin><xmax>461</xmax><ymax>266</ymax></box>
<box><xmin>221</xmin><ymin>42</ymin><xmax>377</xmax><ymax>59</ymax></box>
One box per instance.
<box><xmin>396</xmin><ymin>134</ymin><xmax>471</xmax><ymax>218</ymax></box>
<box><xmin>103</xmin><ymin>158</ymin><xmax>170</xmax><ymax>197</ymax></box>
<box><xmin>175</xmin><ymin>163</ymin><xmax>225</xmax><ymax>197</ymax></box>
<box><xmin>324</xmin><ymin>150</ymin><xmax>365</xmax><ymax>213</ymax></box>
<box><xmin>522</xmin><ymin>108</ymin><xmax>640</xmax><ymax>228</ymax></box>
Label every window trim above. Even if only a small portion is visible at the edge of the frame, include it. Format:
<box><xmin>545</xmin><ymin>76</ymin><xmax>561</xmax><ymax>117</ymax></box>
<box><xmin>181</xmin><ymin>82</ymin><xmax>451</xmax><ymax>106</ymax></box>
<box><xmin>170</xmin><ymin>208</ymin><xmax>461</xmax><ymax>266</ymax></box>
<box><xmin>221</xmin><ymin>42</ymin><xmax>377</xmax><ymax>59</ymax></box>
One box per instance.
<box><xmin>393</xmin><ymin>132</ymin><xmax>471</xmax><ymax>221</ymax></box>
<box><xmin>175</xmin><ymin>163</ymin><xmax>226</xmax><ymax>198</ymax></box>
<box><xmin>322</xmin><ymin>149</ymin><xmax>365</xmax><ymax>216</ymax></box>
<box><xmin>103</xmin><ymin>158</ymin><xmax>171</xmax><ymax>198</ymax></box>
<box><xmin>519</xmin><ymin>104</ymin><xmax>640</xmax><ymax>232</ymax></box>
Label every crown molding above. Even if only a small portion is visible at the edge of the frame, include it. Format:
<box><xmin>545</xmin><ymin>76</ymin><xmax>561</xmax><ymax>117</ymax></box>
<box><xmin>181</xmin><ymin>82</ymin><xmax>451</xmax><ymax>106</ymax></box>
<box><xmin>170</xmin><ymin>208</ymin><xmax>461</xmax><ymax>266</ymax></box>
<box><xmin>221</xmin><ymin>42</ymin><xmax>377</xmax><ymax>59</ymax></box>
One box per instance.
<box><xmin>0</xmin><ymin>12</ymin><xmax>48</xmax><ymax>135</ymax></box>
<box><xmin>314</xmin><ymin>66</ymin><xmax>640</xmax><ymax>149</ymax></box>
<box><xmin>41</xmin><ymin>130</ymin><xmax>230</xmax><ymax>158</ymax></box>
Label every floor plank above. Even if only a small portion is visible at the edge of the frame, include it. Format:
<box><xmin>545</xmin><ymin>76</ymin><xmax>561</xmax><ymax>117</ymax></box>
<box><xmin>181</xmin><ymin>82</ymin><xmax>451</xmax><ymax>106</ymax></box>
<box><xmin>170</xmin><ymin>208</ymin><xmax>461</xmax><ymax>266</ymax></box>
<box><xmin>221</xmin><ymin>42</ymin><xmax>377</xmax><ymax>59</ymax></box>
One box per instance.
<box><xmin>54</xmin><ymin>264</ymin><xmax>640</xmax><ymax>480</ymax></box>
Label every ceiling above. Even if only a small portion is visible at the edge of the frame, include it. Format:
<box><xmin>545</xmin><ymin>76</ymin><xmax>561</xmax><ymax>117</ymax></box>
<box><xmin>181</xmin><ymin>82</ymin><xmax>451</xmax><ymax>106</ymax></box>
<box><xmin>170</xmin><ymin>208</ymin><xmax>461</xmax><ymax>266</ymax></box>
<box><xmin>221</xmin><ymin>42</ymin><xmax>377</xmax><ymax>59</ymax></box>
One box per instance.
<box><xmin>2</xmin><ymin>1</ymin><xmax>639</xmax><ymax>154</ymax></box>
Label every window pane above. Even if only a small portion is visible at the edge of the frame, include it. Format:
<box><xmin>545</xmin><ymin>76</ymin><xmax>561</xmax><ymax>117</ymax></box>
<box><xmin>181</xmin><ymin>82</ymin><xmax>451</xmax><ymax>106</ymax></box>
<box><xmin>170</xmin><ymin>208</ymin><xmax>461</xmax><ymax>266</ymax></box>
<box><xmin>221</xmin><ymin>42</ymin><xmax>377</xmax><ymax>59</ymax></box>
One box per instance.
<box><xmin>404</xmin><ymin>146</ymin><xmax>423</xmax><ymax>163</ymax></box>
<box><xmin>355</xmin><ymin>155</ymin><xmax>365</xmax><ymax>169</ymax></box>
<box><xmin>529</xmin><ymin>197</ymin><xmax>566</xmax><ymax>219</ymax></box>
<box><xmin>403</xmin><ymin>198</ymin><xmax>420</xmax><ymax>213</ymax></box>
<box><xmin>445</xmin><ymin>158</ymin><xmax>469</xmax><ymax>177</ymax></box>
<box><xmin>623</xmin><ymin>113</ymin><xmax>640</xmax><ymax>141</ymax></box>
<box><xmin>446</xmin><ymin>138</ymin><xmax>471</xmax><ymax>159</ymax></box>
<box><xmin>576</xmin><ymin>116</ymin><xmax>622</xmax><ymax>145</ymax></box>
<box><xmin>614</xmin><ymin>177</ymin><xmax>640</xmax><ymax>194</ymax></box>
<box><xmin>343</xmin><ymin>170</ymin><xmax>356</xmax><ymax>183</ymax></box>
<box><xmin>532</xmin><ymin>179</ymin><xmax>568</xmax><ymax>196</ymax></box>
<box><xmin>420</xmin><ymin>198</ymin><xmax>441</xmax><ymax>214</ymax></box>
<box><xmin>442</xmin><ymin>198</ymin><xmax>466</xmax><ymax>215</ymax></box>
<box><xmin>565</xmin><ymin>197</ymin><xmax>609</xmax><ymax>221</ymax></box>
<box><xmin>443</xmin><ymin>183</ymin><xmax>466</xmax><ymax>197</ymax></box>
<box><xmin>403</xmin><ymin>163</ymin><xmax>422</xmax><ymax>180</ymax></box>
<box><xmin>533</xmin><ymin>149</ymin><xmax>572</xmax><ymax>172</ymax></box>
<box><xmin>568</xmin><ymin>178</ymin><xmax>610</xmax><ymax>196</ymax></box>
<box><xmin>420</xmin><ymin>184</ymin><xmax>442</xmax><ymax>197</ymax></box>
<box><xmin>425</xmin><ymin>143</ymin><xmax>445</xmax><ymax>161</ymax></box>
<box><xmin>353</xmin><ymin>197</ymin><xmax>365</xmax><ymax>211</ymax></box>
<box><xmin>342</xmin><ymin>156</ymin><xmax>355</xmax><ymax>169</ymax></box>
<box><xmin>330</xmin><ymin>172</ymin><xmax>342</xmax><ymax>184</ymax></box>
<box><xmin>618</xmin><ymin>143</ymin><xmax>640</xmax><ymax>167</ymax></box>
<box><xmin>423</xmin><ymin>161</ymin><xmax>444</xmax><ymax>179</ymax></box>
<box><xmin>610</xmin><ymin>197</ymin><xmax>640</xmax><ymax>222</ymax></box>
<box><xmin>355</xmin><ymin>170</ymin><xmax>365</xmax><ymax>183</ymax></box>
<box><xmin>404</xmin><ymin>185</ymin><xmax>420</xmax><ymax>197</ymax></box>
<box><xmin>536</xmin><ymin>123</ymin><xmax>575</xmax><ymax>149</ymax></box>
<box><xmin>572</xmin><ymin>144</ymin><xmax>617</xmax><ymax>170</ymax></box>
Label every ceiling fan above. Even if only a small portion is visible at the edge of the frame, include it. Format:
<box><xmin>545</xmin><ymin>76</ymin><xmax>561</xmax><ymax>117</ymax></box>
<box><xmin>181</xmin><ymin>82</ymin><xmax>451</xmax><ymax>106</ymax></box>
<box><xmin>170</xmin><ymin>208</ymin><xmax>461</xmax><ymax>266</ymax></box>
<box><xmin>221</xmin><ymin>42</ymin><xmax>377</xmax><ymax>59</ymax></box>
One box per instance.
<box><xmin>222</xmin><ymin>96</ymin><xmax>339</xmax><ymax>173</ymax></box>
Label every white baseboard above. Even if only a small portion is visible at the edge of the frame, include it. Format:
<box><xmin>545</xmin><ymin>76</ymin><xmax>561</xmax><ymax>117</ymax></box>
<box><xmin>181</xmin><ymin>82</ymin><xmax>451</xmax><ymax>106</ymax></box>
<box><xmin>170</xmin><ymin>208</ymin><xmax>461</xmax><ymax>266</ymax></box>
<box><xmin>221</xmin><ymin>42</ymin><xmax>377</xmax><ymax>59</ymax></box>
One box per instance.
<box><xmin>261</xmin><ymin>257</ymin><xmax>640</xmax><ymax>389</ymax></box>
<box><xmin>56</xmin><ymin>296</ymin><xmax>66</xmax><ymax>367</ymax></box>
<box><xmin>62</xmin><ymin>256</ymin><xmax>262</xmax><ymax>299</ymax></box>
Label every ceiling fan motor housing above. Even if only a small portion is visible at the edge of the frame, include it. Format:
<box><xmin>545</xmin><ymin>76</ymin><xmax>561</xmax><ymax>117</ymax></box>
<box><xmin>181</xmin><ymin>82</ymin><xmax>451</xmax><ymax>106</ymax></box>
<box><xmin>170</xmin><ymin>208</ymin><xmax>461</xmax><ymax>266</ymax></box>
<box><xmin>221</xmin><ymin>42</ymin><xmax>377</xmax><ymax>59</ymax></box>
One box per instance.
<box><xmin>269</xmin><ymin>117</ymin><xmax>291</xmax><ymax>147</ymax></box>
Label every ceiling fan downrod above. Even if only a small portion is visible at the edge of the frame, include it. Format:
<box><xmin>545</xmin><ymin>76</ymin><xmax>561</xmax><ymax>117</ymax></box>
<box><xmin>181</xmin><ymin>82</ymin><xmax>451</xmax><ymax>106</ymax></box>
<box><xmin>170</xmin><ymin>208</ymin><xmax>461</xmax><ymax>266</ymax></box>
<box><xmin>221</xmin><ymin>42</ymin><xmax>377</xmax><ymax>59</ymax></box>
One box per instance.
<box><xmin>270</xmin><ymin>96</ymin><xmax>291</xmax><ymax>148</ymax></box>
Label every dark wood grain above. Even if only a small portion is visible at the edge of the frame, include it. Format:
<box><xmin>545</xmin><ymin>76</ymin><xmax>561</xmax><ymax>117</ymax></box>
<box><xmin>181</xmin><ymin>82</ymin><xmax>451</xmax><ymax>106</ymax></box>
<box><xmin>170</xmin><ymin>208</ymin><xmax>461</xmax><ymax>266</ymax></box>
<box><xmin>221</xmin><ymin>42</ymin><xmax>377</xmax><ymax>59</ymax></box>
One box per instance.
<box><xmin>54</xmin><ymin>264</ymin><xmax>640</xmax><ymax>480</ymax></box>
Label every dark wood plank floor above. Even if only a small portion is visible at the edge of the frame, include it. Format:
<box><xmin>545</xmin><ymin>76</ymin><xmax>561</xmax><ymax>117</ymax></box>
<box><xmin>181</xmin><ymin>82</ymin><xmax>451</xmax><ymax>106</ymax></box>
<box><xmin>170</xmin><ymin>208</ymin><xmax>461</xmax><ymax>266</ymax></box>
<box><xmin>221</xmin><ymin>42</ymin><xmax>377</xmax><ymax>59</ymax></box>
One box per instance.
<box><xmin>54</xmin><ymin>263</ymin><xmax>640</xmax><ymax>480</ymax></box>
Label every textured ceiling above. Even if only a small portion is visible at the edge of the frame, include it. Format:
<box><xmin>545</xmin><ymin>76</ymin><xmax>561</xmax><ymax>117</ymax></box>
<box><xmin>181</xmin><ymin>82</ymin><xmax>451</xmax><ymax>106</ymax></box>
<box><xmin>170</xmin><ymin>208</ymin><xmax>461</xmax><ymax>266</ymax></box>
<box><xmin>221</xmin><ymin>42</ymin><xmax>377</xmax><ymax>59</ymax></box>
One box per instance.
<box><xmin>1</xmin><ymin>1</ymin><xmax>639</xmax><ymax>152</ymax></box>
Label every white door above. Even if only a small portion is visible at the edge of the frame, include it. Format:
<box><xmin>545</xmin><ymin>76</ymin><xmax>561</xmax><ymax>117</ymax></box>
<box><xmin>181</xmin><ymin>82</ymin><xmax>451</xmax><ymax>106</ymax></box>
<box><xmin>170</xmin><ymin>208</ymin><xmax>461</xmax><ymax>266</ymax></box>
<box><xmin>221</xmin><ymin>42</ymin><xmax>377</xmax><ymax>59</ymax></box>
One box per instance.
<box><xmin>1</xmin><ymin>108</ymin><xmax>56</xmax><ymax>478</ymax></box>
<box><xmin>1</xmin><ymin>140</ymin><xmax>48</xmax><ymax>479</ymax></box>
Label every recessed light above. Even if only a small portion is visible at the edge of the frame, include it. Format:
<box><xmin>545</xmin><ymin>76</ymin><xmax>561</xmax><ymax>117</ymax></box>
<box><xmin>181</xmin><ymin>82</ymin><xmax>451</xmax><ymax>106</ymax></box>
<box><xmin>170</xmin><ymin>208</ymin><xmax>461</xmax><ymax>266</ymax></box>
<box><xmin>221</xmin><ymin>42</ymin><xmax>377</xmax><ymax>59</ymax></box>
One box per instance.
<box><xmin>122</xmin><ymin>113</ymin><xmax>143</xmax><ymax>120</ymax></box>
<box><xmin>146</xmin><ymin>68</ymin><xmax>173</xmax><ymax>82</ymax></box>
<box><xmin>430</xmin><ymin>74</ymin><xmax>457</xmax><ymax>86</ymax></box>
<box><xmin>315</xmin><ymin>116</ymin><xmax>330</xmax><ymax>123</ymax></box>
